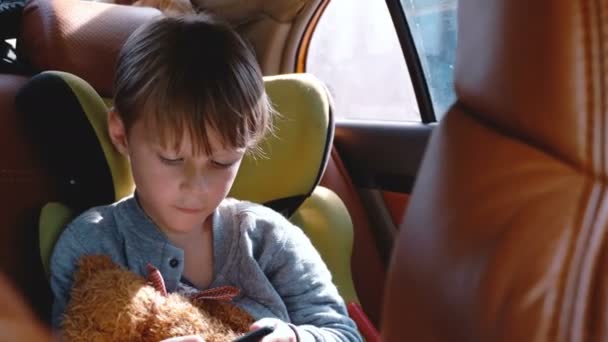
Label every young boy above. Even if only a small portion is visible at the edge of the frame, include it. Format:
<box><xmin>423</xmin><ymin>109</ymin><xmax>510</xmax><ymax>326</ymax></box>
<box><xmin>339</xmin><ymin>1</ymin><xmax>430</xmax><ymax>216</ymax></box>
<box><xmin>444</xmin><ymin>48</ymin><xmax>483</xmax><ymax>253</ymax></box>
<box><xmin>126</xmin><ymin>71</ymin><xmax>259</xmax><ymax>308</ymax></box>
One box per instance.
<box><xmin>49</xmin><ymin>14</ymin><xmax>362</xmax><ymax>342</ymax></box>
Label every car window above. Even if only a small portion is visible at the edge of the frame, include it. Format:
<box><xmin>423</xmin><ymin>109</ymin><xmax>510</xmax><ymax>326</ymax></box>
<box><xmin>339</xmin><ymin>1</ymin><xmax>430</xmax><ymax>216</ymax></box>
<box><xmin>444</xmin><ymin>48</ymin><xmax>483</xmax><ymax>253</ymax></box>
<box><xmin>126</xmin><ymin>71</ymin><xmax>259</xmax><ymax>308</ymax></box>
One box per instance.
<box><xmin>306</xmin><ymin>0</ymin><xmax>420</xmax><ymax>122</ymax></box>
<box><xmin>306</xmin><ymin>0</ymin><xmax>458</xmax><ymax>122</ymax></box>
<box><xmin>401</xmin><ymin>0</ymin><xmax>458</xmax><ymax>119</ymax></box>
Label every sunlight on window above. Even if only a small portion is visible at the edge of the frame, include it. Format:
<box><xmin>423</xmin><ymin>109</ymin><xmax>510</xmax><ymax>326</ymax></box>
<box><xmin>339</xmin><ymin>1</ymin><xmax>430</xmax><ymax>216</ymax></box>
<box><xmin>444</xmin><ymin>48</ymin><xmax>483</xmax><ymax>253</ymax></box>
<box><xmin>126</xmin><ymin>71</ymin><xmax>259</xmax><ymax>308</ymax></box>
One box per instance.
<box><xmin>307</xmin><ymin>0</ymin><xmax>420</xmax><ymax>122</ymax></box>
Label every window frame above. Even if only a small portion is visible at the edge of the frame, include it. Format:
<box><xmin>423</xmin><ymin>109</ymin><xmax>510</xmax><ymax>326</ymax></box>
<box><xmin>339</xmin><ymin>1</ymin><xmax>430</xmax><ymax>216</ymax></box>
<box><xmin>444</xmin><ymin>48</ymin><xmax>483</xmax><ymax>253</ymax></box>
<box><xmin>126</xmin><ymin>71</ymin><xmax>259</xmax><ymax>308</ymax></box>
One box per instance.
<box><xmin>385</xmin><ymin>0</ymin><xmax>437</xmax><ymax>123</ymax></box>
<box><xmin>298</xmin><ymin>0</ymin><xmax>440</xmax><ymax>123</ymax></box>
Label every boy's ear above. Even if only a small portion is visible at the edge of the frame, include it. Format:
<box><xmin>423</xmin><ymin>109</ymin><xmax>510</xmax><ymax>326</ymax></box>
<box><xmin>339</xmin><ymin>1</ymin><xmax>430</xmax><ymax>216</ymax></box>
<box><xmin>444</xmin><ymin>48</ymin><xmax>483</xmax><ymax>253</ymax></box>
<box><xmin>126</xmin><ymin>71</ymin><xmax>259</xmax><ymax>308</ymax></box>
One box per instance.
<box><xmin>107</xmin><ymin>110</ymin><xmax>129</xmax><ymax>156</ymax></box>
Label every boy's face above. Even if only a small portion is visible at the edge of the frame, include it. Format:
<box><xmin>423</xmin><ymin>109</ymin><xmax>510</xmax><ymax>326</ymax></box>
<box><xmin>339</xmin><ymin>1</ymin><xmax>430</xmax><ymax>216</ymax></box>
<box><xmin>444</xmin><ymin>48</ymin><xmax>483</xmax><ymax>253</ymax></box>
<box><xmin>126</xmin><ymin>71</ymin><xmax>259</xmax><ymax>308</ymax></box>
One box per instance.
<box><xmin>108</xmin><ymin>111</ymin><xmax>245</xmax><ymax>235</ymax></box>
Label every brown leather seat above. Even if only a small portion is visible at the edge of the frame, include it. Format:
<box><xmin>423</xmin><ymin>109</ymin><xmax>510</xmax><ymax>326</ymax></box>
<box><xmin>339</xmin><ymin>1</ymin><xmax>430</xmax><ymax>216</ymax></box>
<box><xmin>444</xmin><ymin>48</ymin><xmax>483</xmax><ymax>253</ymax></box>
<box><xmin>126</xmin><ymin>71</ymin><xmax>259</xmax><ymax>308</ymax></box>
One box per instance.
<box><xmin>382</xmin><ymin>0</ymin><xmax>605</xmax><ymax>340</ymax></box>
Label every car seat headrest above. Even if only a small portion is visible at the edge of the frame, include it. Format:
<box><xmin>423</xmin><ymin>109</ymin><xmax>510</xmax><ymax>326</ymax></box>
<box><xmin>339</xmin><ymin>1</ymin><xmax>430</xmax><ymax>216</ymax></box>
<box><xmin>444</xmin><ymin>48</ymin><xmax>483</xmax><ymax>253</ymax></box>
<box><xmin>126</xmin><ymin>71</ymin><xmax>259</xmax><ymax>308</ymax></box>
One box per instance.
<box><xmin>16</xmin><ymin>70</ymin><xmax>333</xmax><ymax>217</ymax></box>
<box><xmin>20</xmin><ymin>0</ymin><xmax>160</xmax><ymax>97</ymax></box>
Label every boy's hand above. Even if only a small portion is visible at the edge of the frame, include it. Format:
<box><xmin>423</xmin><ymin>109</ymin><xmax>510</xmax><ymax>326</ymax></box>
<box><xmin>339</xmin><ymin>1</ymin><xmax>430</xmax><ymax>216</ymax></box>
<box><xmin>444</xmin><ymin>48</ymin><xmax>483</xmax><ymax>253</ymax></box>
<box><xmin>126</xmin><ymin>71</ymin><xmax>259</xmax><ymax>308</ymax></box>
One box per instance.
<box><xmin>249</xmin><ymin>318</ymin><xmax>297</xmax><ymax>342</ymax></box>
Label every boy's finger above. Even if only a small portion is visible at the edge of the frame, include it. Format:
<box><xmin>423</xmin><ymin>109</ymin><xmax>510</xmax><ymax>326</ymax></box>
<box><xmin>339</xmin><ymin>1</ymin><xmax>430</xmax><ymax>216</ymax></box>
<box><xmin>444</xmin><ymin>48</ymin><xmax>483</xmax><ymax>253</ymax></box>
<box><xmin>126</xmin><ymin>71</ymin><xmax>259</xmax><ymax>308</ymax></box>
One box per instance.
<box><xmin>249</xmin><ymin>317</ymin><xmax>278</xmax><ymax>331</ymax></box>
<box><xmin>260</xmin><ymin>322</ymin><xmax>296</xmax><ymax>342</ymax></box>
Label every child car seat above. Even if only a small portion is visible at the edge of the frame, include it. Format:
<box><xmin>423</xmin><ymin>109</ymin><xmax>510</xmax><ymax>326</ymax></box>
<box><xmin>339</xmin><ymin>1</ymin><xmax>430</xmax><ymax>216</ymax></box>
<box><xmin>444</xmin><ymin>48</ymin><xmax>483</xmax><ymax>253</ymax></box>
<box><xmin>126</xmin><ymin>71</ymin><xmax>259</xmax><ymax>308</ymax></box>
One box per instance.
<box><xmin>15</xmin><ymin>0</ymin><xmax>379</xmax><ymax>339</ymax></box>
<box><xmin>17</xmin><ymin>67</ymin><xmax>382</xmax><ymax>332</ymax></box>
<box><xmin>17</xmin><ymin>69</ymin><xmax>359</xmax><ymax>301</ymax></box>
<box><xmin>18</xmin><ymin>68</ymin><xmax>379</xmax><ymax>339</ymax></box>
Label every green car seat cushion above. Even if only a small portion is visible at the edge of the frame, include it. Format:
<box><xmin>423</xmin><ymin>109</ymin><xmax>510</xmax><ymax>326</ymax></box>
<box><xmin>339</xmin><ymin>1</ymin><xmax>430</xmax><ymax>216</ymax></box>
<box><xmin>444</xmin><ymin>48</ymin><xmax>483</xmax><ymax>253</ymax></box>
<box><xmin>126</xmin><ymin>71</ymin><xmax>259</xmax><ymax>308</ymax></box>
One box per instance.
<box><xmin>290</xmin><ymin>186</ymin><xmax>358</xmax><ymax>304</ymax></box>
<box><xmin>15</xmin><ymin>71</ymin><xmax>133</xmax><ymax>212</ymax></box>
<box><xmin>52</xmin><ymin>71</ymin><xmax>134</xmax><ymax>201</ymax></box>
<box><xmin>39</xmin><ymin>202</ymin><xmax>73</xmax><ymax>276</ymax></box>
<box><xmin>230</xmin><ymin>73</ymin><xmax>334</xmax><ymax>217</ymax></box>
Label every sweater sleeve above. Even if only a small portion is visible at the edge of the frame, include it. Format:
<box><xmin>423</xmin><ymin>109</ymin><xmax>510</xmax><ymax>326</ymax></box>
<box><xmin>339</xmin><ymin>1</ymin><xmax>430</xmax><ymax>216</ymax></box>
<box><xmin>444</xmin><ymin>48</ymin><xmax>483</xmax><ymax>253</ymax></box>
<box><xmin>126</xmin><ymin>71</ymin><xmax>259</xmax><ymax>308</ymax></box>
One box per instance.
<box><xmin>49</xmin><ymin>223</ymin><xmax>88</xmax><ymax>330</ymax></box>
<box><xmin>260</xmin><ymin>211</ymin><xmax>362</xmax><ymax>342</ymax></box>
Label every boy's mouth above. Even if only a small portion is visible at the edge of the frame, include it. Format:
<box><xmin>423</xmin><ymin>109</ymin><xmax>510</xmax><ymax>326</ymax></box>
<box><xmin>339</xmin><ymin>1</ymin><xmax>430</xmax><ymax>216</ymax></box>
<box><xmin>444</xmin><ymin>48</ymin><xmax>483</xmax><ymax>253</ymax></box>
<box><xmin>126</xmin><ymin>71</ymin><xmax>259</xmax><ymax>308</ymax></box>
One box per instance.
<box><xmin>174</xmin><ymin>206</ymin><xmax>204</xmax><ymax>214</ymax></box>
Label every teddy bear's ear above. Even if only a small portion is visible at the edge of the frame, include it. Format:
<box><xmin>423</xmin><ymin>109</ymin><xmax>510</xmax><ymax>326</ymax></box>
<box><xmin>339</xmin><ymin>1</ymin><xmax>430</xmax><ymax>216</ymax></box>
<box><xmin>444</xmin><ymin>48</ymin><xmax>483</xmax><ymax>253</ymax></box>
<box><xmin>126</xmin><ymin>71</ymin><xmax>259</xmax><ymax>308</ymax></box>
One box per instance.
<box><xmin>73</xmin><ymin>255</ymin><xmax>119</xmax><ymax>286</ymax></box>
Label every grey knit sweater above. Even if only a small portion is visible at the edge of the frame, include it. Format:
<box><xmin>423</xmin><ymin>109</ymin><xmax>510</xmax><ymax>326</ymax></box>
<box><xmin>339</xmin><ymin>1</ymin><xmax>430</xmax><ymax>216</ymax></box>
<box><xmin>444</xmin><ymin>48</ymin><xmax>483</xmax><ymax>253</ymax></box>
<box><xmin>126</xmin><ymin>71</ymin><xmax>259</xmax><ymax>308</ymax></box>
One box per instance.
<box><xmin>50</xmin><ymin>195</ymin><xmax>362</xmax><ymax>342</ymax></box>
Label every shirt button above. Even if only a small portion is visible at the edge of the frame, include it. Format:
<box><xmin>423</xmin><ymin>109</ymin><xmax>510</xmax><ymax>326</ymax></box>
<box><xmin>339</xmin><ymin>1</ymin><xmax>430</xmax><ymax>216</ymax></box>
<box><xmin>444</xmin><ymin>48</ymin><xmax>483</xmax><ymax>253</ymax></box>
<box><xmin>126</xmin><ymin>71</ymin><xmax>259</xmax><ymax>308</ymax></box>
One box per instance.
<box><xmin>169</xmin><ymin>258</ymin><xmax>179</xmax><ymax>268</ymax></box>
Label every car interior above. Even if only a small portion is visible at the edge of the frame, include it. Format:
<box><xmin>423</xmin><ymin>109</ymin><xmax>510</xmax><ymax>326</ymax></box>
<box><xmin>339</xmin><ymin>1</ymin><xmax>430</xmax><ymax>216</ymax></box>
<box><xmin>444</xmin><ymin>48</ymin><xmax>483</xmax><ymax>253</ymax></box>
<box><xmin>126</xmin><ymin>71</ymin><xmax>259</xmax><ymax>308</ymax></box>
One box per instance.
<box><xmin>2</xmin><ymin>0</ymin><xmax>386</xmax><ymax>336</ymax></box>
<box><xmin>1</xmin><ymin>0</ymin><xmax>605</xmax><ymax>340</ymax></box>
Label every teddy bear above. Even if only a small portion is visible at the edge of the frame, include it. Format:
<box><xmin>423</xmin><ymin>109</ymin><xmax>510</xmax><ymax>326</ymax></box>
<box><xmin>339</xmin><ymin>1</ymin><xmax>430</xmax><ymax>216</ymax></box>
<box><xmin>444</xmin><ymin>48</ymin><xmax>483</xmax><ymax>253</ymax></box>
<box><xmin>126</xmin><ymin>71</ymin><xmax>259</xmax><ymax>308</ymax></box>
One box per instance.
<box><xmin>62</xmin><ymin>254</ymin><xmax>255</xmax><ymax>342</ymax></box>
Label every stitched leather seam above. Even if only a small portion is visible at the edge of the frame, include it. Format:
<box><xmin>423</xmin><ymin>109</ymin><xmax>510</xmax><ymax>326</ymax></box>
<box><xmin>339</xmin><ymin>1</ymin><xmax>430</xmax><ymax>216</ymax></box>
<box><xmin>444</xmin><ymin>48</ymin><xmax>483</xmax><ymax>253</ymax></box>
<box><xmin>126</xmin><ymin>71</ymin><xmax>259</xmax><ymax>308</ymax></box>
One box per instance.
<box><xmin>560</xmin><ymin>0</ymin><xmax>604</xmax><ymax>340</ymax></box>
<box><xmin>583</xmin><ymin>1</ymin><xmax>608</xmax><ymax>341</ymax></box>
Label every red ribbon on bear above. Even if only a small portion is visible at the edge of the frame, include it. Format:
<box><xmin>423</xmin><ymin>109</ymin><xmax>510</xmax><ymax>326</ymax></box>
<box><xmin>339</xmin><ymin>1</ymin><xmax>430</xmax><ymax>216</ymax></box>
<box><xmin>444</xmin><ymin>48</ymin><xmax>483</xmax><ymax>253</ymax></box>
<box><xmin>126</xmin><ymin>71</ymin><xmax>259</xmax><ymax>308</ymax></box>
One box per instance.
<box><xmin>189</xmin><ymin>286</ymin><xmax>240</xmax><ymax>302</ymax></box>
<box><xmin>146</xmin><ymin>263</ymin><xmax>168</xmax><ymax>297</ymax></box>
<box><xmin>146</xmin><ymin>263</ymin><xmax>240</xmax><ymax>302</ymax></box>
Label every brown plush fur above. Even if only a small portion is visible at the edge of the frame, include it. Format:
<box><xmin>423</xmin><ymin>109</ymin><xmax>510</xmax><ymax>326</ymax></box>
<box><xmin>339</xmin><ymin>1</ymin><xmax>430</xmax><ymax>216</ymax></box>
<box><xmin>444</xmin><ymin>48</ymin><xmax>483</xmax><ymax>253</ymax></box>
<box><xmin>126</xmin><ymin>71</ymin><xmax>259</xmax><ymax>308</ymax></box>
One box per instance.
<box><xmin>63</xmin><ymin>255</ymin><xmax>254</xmax><ymax>342</ymax></box>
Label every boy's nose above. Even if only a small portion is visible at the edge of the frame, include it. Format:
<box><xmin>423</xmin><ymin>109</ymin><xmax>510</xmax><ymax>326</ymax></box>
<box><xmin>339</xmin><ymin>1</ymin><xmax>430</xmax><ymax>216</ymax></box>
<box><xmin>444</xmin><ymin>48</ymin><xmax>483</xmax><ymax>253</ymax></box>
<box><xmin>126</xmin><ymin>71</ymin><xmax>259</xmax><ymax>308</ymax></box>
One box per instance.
<box><xmin>183</xmin><ymin>172</ymin><xmax>209</xmax><ymax>194</ymax></box>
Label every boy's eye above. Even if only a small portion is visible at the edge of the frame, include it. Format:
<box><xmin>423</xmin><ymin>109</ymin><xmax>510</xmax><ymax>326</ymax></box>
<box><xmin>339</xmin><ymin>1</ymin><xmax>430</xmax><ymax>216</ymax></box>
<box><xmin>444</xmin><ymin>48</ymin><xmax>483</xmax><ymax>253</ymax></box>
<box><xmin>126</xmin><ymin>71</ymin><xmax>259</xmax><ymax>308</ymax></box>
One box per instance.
<box><xmin>159</xmin><ymin>155</ymin><xmax>183</xmax><ymax>165</ymax></box>
<box><xmin>211</xmin><ymin>160</ymin><xmax>235</xmax><ymax>169</ymax></box>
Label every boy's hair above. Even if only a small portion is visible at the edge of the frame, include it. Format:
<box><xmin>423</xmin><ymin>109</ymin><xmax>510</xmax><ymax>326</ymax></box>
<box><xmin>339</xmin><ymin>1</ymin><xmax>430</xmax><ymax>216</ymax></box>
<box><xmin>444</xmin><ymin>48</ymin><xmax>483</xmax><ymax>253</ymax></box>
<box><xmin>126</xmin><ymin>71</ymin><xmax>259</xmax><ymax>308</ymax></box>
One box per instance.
<box><xmin>113</xmin><ymin>14</ymin><xmax>273</xmax><ymax>156</ymax></box>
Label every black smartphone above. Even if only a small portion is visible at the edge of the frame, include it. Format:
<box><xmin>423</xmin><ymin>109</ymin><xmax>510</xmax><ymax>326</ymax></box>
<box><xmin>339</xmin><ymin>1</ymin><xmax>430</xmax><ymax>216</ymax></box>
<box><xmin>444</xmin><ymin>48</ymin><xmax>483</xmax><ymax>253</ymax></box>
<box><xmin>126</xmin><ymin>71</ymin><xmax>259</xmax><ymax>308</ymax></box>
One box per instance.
<box><xmin>232</xmin><ymin>326</ymin><xmax>275</xmax><ymax>342</ymax></box>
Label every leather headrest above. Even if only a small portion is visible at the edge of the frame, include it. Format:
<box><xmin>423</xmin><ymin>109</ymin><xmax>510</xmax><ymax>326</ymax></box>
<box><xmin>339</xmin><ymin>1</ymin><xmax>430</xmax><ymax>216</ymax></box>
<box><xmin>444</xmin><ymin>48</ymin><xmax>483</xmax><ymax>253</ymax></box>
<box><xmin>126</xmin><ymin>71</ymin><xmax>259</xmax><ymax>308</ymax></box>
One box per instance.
<box><xmin>20</xmin><ymin>0</ymin><xmax>160</xmax><ymax>96</ymax></box>
<box><xmin>455</xmin><ymin>0</ymin><xmax>593</xmax><ymax>170</ymax></box>
<box><xmin>192</xmin><ymin>0</ymin><xmax>308</xmax><ymax>23</ymax></box>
